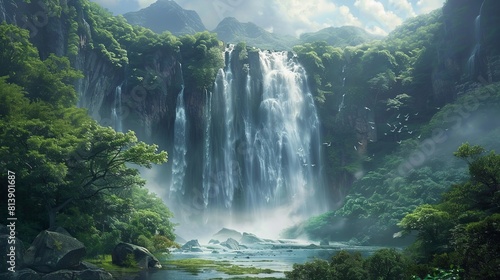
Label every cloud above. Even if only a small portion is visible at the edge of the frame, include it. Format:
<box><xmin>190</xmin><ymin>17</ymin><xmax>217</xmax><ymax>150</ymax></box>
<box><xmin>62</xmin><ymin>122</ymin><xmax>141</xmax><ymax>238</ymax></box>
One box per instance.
<box><xmin>354</xmin><ymin>0</ymin><xmax>403</xmax><ymax>34</ymax></box>
<box><xmin>388</xmin><ymin>0</ymin><xmax>416</xmax><ymax>17</ymax></box>
<box><xmin>416</xmin><ymin>0</ymin><xmax>445</xmax><ymax>14</ymax></box>
<box><xmin>176</xmin><ymin>0</ymin><xmax>362</xmax><ymax>37</ymax></box>
<box><xmin>89</xmin><ymin>0</ymin><xmax>447</xmax><ymax>37</ymax></box>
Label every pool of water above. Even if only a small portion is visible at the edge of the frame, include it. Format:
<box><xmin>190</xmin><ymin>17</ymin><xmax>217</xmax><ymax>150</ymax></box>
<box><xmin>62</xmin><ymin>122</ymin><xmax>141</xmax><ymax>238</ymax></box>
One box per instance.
<box><xmin>116</xmin><ymin>242</ymin><xmax>388</xmax><ymax>280</ymax></box>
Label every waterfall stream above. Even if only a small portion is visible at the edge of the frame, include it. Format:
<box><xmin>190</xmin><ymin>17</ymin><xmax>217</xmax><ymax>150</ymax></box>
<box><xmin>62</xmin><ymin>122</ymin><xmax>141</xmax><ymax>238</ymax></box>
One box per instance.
<box><xmin>171</xmin><ymin>85</ymin><xmax>187</xmax><ymax>194</ymax></box>
<box><xmin>468</xmin><ymin>0</ymin><xmax>485</xmax><ymax>77</ymax></box>
<box><xmin>192</xmin><ymin>48</ymin><xmax>324</xmax><ymax>231</ymax></box>
<box><xmin>112</xmin><ymin>84</ymin><xmax>122</xmax><ymax>132</ymax></box>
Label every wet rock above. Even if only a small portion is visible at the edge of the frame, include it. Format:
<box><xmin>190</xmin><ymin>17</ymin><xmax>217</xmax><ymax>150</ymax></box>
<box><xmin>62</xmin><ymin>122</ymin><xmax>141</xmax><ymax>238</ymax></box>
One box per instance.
<box><xmin>112</xmin><ymin>243</ymin><xmax>161</xmax><ymax>269</ymax></box>
<box><xmin>220</xmin><ymin>238</ymin><xmax>240</xmax><ymax>250</ymax></box>
<box><xmin>181</xmin><ymin>240</ymin><xmax>201</xmax><ymax>251</ymax></box>
<box><xmin>24</xmin><ymin>230</ymin><xmax>85</xmax><ymax>273</ymax></box>
<box><xmin>1</xmin><ymin>234</ymin><xmax>24</xmax><ymax>272</ymax></box>
<box><xmin>240</xmin><ymin>232</ymin><xmax>264</xmax><ymax>244</ymax></box>
<box><xmin>213</xmin><ymin>228</ymin><xmax>242</xmax><ymax>241</ymax></box>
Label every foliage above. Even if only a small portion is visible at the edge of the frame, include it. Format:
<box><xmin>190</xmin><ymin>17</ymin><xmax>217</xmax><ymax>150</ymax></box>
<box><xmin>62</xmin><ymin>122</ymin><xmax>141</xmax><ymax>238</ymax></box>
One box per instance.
<box><xmin>299</xmin><ymin>26</ymin><xmax>381</xmax><ymax>47</ymax></box>
<box><xmin>0</xmin><ymin>23</ymin><xmax>176</xmax><ymax>257</ymax></box>
<box><xmin>365</xmin><ymin>248</ymin><xmax>410</xmax><ymax>280</ymax></box>
<box><xmin>165</xmin><ymin>259</ymin><xmax>276</xmax><ymax>276</ymax></box>
<box><xmin>180</xmin><ymin>31</ymin><xmax>224</xmax><ymax>91</ymax></box>
<box><xmin>412</xmin><ymin>267</ymin><xmax>463</xmax><ymax>280</ymax></box>
<box><xmin>286</xmin><ymin>249</ymin><xmax>410</xmax><ymax>280</ymax></box>
<box><xmin>399</xmin><ymin>144</ymin><xmax>500</xmax><ymax>279</ymax></box>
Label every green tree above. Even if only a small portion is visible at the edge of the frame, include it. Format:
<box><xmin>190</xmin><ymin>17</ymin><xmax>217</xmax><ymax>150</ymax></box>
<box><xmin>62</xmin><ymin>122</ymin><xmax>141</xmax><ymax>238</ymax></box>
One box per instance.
<box><xmin>365</xmin><ymin>248</ymin><xmax>409</xmax><ymax>280</ymax></box>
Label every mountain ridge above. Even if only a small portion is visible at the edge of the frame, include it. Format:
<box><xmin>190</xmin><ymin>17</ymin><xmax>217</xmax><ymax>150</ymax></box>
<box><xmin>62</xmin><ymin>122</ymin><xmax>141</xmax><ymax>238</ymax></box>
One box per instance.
<box><xmin>123</xmin><ymin>0</ymin><xmax>206</xmax><ymax>35</ymax></box>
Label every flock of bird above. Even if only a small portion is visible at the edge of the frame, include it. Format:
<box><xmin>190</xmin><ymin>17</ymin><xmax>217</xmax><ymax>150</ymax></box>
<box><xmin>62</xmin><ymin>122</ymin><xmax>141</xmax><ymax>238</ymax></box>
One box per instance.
<box><xmin>351</xmin><ymin>110</ymin><xmax>422</xmax><ymax>151</ymax></box>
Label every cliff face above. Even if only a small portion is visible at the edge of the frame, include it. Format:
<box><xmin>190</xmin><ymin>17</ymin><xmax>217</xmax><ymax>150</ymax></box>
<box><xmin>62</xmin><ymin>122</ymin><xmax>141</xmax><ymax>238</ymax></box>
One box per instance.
<box><xmin>441</xmin><ymin>0</ymin><xmax>500</xmax><ymax>82</ymax></box>
<box><xmin>1</xmin><ymin>0</ymin><xmax>183</xmax><ymax>151</ymax></box>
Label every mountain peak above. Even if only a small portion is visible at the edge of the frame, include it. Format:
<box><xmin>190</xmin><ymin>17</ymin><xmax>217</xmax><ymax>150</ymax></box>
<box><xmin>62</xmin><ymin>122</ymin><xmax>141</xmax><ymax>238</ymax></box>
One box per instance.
<box><xmin>123</xmin><ymin>0</ymin><xmax>206</xmax><ymax>35</ymax></box>
<box><xmin>213</xmin><ymin>16</ymin><xmax>297</xmax><ymax>50</ymax></box>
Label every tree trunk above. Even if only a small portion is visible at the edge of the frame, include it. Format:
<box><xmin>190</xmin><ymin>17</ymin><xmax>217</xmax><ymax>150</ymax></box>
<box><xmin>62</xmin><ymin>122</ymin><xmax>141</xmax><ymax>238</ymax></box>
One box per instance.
<box><xmin>46</xmin><ymin>197</ymin><xmax>74</xmax><ymax>228</ymax></box>
<box><xmin>48</xmin><ymin>207</ymin><xmax>57</xmax><ymax>228</ymax></box>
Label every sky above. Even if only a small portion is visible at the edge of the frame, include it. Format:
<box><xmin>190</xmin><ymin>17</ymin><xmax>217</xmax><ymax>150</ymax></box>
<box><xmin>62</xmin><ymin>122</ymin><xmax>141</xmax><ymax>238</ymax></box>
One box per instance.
<box><xmin>90</xmin><ymin>0</ymin><xmax>446</xmax><ymax>36</ymax></box>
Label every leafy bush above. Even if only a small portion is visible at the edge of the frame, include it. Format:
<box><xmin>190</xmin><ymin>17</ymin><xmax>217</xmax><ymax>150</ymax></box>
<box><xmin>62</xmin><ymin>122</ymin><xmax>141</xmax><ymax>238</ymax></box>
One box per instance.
<box><xmin>286</xmin><ymin>249</ymin><xmax>410</xmax><ymax>280</ymax></box>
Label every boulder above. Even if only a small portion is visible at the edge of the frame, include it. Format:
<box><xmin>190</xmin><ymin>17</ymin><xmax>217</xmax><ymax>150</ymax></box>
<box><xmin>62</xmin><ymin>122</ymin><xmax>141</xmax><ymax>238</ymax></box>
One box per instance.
<box><xmin>24</xmin><ymin>230</ymin><xmax>85</xmax><ymax>273</ymax></box>
<box><xmin>239</xmin><ymin>232</ymin><xmax>264</xmax><ymax>244</ymax></box>
<box><xmin>46</xmin><ymin>227</ymin><xmax>71</xmax><ymax>236</ymax></box>
<box><xmin>1</xmin><ymin>234</ymin><xmax>24</xmax><ymax>272</ymax></box>
<box><xmin>0</xmin><ymin>224</ymin><xmax>8</xmax><ymax>235</ymax></box>
<box><xmin>181</xmin><ymin>239</ymin><xmax>201</xmax><ymax>251</ymax></box>
<box><xmin>112</xmin><ymin>242</ymin><xmax>161</xmax><ymax>269</ymax></box>
<box><xmin>0</xmin><ymin>268</ymin><xmax>41</xmax><ymax>280</ymax></box>
<box><xmin>220</xmin><ymin>238</ymin><xmax>240</xmax><ymax>250</ymax></box>
<box><xmin>212</xmin><ymin>228</ymin><xmax>242</xmax><ymax>241</ymax></box>
<box><xmin>40</xmin><ymin>269</ymin><xmax>113</xmax><ymax>280</ymax></box>
<box><xmin>181</xmin><ymin>239</ymin><xmax>204</xmax><ymax>252</ymax></box>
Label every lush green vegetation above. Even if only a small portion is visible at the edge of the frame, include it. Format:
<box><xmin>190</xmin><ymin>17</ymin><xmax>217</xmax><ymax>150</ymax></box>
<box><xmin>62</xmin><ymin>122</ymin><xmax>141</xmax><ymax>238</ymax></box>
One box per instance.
<box><xmin>164</xmin><ymin>258</ymin><xmax>276</xmax><ymax>276</ymax></box>
<box><xmin>286</xmin><ymin>143</ymin><xmax>500</xmax><ymax>279</ymax></box>
<box><xmin>179</xmin><ymin>31</ymin><xmax>225</xmax><ymax>91</ymax></box>
<box><xmin>286</xmin><ymin>249</ymin><xmax>412</xmax><ymax>280</ymax></box>
<box><xmin>0</xmin><ymin>23</ymin><xmax>175</xmax><ymax>256</ymax></box>
<box><xmin>397</xmin><ymin>143</ymin><xmax>500</xmax><ymax>279</ymax></box>
<box><xmin>299</xmin><ymin>26</ymin><xmax>381</xmax><ymax>47</ymax></box>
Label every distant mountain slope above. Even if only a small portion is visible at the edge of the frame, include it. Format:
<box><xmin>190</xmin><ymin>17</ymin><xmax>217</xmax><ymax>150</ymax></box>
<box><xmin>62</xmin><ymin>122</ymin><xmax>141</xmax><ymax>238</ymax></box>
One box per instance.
<box><xmin>123</xmin><ymin>0</ymin><xmax>206</xmax><ymax>35</ymax></box>
<box><xmin>122</xmin><ymin>1</ymin><xmax>378</xmax><ymax>50</ymax></box>
<box><xmin>214</xmin><ymin>18</ymin><xmax>379</xmax><ymax>50</ymax></box>
<box><xmin>299</xmin><ymin>26</ymin><xmax>381</xmax><ymax>47</ymax></box>
<box><xmin>213</xmin><ymin>17</ymin><xmax>299</xmax><ymax>50</ymax></box>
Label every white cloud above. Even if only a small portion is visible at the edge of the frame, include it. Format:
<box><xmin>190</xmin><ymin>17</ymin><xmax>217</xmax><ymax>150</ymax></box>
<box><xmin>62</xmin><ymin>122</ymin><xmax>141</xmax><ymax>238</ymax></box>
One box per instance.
<box><xmin>354</xmin><ymin>0</ymin><xmax>403</xmax><ymax>33</ymax></box>
<box><xmin>388</xmin><ymin>0</ymin><xmax>416</xmax><ymax>17</ymax></box>
<box><xmin>416</xmin><ymin>0</ymin><xmax>445</xmax><ymax>14</ymax></box>
<box><xmin>366</xmin><ymin>25</ymin><xmax>388</xmax><ymax>36</ymax></box>
<box><xmin>274</xmin><ymin>0</ymin><xmax>362</xmax><ymax>36</ymax></box>
<box><xmin>90</xmin><ymin>0</ymin><xmax>447</xmax><ymax>37</ymax></box>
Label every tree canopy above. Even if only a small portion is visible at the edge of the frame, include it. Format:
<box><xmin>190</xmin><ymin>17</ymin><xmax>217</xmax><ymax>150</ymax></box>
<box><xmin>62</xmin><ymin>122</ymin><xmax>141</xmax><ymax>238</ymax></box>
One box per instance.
<box><xmin>0</xmin><ymin>23</ymin><xmax>175</xmax><ymax>255</ymax></box>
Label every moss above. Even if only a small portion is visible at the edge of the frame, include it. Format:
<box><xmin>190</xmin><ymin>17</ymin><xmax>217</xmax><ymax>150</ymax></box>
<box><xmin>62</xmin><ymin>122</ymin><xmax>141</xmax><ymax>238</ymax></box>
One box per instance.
<box><xmin>165</xmin><ymin>258</ymin><xmax>276</xmax><ymax>276</ymax></box>
<box><xmin>85</xmin><ymin>254</ymin><xmax>141</xmax><ymax>273</ymax></box>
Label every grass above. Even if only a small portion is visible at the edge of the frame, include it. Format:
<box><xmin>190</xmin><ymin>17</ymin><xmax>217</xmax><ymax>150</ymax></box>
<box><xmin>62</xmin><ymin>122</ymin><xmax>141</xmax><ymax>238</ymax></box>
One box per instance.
<box><xmin>87</xmin><ymin>255</ymin><xmax>281</xmax><ymax>279</ymax></box>
<box><xmin>165</xmin><ymin>258</ymin><xmax>277</xmax><ymax>276</ymax></box>
<box><xmin>85</xmin><ymin>254</ymin><xmax>142</xmax><ymax>273</ymax></box>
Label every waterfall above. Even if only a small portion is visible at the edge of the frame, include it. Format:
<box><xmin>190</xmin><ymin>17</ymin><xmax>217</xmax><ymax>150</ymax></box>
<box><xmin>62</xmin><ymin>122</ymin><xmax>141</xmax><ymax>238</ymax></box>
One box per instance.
<box><xmin>468</xmin><ymin>1</ymin><xmax>485</xmax><ymax>78</ymax></box>
<box><xmin>112</xmin><ymin>84</ymin><xmax>122</xmax><ymax>132</ymax></box>
<box><xmin>0</xmin><ymin>2</ymin><xmax>5</xmax><ymax>23</ymax></box>
<box><xmin>204</xmin><ymin>45</ymin><xmax>238</xmax><ymax>210</ymax></box>
<box><xmin>201</xmin><ymin>48</ymin><xmax>324</xmax><ymax>227</ymax></box>
<box><xmin>171</xmin><ymin>85</ymin><xmax>187</xmax><ymax>193</ymax></box>
<box><xmin>202</xmin><ymin>89</ymin><xmax>212</xmax><ymax>206</ymax></box>
<box><xmin>338</xmin><ymin>65</ymin><xmax>347</xmax><ymax>112</ymax></box>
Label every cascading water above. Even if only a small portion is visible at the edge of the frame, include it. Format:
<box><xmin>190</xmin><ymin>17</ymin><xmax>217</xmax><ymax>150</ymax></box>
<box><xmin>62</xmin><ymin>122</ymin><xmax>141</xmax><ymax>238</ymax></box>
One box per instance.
<box><xmin>112</xmin><ymin>84</ymin><xmax>122</xmax><ymax>132</ymax></box>
<box><xmin>171</xmin><ymin>85</ymin><xmax>187</xmax><ymax>194</ymax></box>
<box><xmin>338</xmin><ymin>65</ymin><xmax>346</xmax><ymax>112</ymax></box>
<box><xmin>199</xmin><ymin>47</ymin><xmax>324</xmax><ymax>232</ymax></box>
<box><xmin>468</xmin><ymin>0</ymin><xmax>485</xmax><ymax>78</ymax></box>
